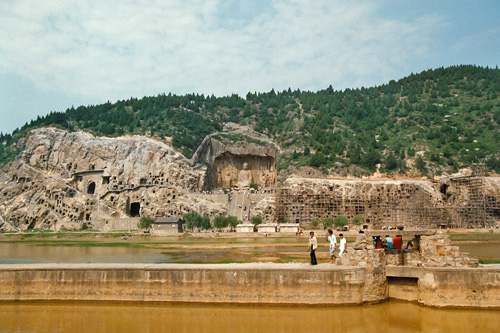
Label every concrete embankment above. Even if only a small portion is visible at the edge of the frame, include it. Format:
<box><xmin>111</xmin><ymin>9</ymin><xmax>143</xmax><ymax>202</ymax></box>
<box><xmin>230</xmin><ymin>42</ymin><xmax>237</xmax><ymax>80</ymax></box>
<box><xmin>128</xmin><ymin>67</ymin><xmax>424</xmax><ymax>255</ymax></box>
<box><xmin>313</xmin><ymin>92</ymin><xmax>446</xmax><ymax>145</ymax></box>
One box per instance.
<box><xmin>0</xmin><ymin>263</ymin><xmax>372</xmax><ymax>305</ymax></box>
<box><xmin>2</xmin><ymin>263</ymin><xmax>500</xmax><ymax>308</ymax></box>
<box><xmin>387</xmin><ymin>265</ymin><xmax>500</xmax><ymax>308</ymax></box>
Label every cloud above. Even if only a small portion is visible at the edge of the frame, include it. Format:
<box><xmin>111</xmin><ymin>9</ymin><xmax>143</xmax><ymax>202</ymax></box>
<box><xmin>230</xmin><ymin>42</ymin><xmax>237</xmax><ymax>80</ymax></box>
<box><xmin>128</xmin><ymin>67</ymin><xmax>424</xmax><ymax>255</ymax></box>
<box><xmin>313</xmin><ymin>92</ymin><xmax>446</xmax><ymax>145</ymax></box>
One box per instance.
<box><xmin>0</xmin><ymin>0</ymin><xmax>445</xmax><ymax>101</ymax></box>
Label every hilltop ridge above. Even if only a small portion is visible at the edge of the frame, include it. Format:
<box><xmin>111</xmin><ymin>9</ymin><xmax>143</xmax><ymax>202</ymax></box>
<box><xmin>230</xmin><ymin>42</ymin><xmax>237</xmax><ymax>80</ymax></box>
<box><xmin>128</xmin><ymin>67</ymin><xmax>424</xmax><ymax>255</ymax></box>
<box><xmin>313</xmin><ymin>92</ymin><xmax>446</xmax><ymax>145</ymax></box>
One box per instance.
<box><xmin>1</xmin><ymin>65</ymin><xmax>500</xmax><ymax>177</ymax></box>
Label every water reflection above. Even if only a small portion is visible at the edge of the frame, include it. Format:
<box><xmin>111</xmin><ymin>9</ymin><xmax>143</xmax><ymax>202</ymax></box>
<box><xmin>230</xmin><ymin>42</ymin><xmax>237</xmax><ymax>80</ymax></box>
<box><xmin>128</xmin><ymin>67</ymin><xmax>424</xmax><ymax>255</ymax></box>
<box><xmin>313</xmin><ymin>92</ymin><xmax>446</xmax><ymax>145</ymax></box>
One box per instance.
<box><xmin>0</xmin><ymin>301</ymin><xmax>499</xmax><ymax>332</ymax></box>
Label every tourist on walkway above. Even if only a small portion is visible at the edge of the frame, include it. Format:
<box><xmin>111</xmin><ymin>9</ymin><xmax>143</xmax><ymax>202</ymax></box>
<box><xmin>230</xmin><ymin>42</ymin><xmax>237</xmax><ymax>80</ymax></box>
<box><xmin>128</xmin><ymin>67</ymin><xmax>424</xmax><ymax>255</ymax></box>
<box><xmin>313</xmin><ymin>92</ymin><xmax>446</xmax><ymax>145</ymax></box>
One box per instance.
<box><xmin>308</xmin><ymin>231</ymin><xmax>318</xmax><ymax>265</ymax></box>
<box><xmin>339</xmin><ymin>233</ymin><xmax>347</xmax><ymax>257</ymax></box>
<box><xmin>327</xmin><ymin>229</ymin><xmax>337</xmax><ymax>263</ymax></box>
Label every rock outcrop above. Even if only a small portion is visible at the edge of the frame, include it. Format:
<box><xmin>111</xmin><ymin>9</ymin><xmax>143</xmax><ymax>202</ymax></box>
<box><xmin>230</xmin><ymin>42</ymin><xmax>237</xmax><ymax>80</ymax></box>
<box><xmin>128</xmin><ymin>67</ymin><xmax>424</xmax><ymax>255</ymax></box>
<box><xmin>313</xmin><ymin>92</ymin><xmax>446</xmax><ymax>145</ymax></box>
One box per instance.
<box><xmin>0</xmin><ymin>128</ymin><xmax>225</xmax><ymax>230</ymax></box>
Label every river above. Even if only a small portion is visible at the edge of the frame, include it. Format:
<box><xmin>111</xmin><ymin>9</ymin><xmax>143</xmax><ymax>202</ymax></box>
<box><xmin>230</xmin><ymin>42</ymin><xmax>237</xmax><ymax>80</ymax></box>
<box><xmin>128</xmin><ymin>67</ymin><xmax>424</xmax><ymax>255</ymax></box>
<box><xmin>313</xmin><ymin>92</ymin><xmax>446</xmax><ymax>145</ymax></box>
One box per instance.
<box><xmin>0</xmin><ymin>237</ymin><xmax>499</xmax><ymax>331</ymax></box>
<box><xmin>0</xmin><ymin>300</ymin><xmax>499</xmax><ymax>332</ymax></box>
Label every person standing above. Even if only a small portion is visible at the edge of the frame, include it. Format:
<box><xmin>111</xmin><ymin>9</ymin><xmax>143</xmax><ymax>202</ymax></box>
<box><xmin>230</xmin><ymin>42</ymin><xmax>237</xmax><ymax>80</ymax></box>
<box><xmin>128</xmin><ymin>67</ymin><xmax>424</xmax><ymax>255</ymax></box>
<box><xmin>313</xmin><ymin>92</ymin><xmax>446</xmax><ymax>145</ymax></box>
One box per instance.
<box><xmin>308</xmin><ymin>231</ymin><xmax>318</xmax><ymax>265</ymax></box>
<box><xmin>327</xmin><ymin>229</ymin><xmax>337</xmax><ymax>263</ymax></box>
<box><xmin>339</xmin><ymin>233</ymin><xmax>347</xmax><ymax>257</ymax></box>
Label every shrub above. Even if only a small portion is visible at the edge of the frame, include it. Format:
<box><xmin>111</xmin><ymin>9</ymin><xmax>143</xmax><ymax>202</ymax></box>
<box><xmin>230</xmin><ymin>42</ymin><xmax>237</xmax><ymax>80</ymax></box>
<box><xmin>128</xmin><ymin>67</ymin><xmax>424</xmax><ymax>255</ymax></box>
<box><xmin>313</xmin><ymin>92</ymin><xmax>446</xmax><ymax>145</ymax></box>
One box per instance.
<box><xmin>213</xmin><ymin>215</ymin><xmax>229</xmax><ymax>229</ymax></box>
<box><xmin>322</xmin><ymin>217</ymin><xmax>334</xmax><ymax>228</ymax></box>
<box><xmin>334</xmin><ymin>216</ymin><xmax>348</xmax><ymax>228</ymax></box>
<box><xmin>352</xmin><ymin>215</ymin><xmax>364</xmax><ymax>226</ymax></box>
<box><xmin>251</xmin><ymin>216</ymin><xmax>263</xmax><ymax>226</ymax></box>
<box><xmin>184</xmin><ymin>212</ymin><xmax>202</xmax><ymax>230</ymax></box>
<box><xmin>227</xmin><ymin>216</ymin><xmax>240</xmax><ymax>230</ymax></box>
<box><xmin>138</xmin><ymin>216</ymin><xmax>153</xmax><ymax>229</ymax></box>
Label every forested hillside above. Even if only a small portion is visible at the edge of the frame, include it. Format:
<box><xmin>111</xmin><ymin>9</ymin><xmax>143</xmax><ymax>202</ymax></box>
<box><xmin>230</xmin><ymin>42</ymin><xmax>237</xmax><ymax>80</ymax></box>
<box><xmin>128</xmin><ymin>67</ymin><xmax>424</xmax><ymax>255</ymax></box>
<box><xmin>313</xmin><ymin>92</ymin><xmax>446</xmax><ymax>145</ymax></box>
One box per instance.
<box><xmin>2</xmin><ymin>65</ymin><xmax>500</xmax><ymax>176</ymax></box>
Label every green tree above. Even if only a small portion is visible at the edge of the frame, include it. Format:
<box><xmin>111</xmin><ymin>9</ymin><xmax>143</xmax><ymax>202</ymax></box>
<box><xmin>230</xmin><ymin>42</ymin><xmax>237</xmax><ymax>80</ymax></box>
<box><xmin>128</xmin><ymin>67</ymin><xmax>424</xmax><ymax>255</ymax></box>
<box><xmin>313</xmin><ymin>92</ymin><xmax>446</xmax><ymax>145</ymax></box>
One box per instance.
<box><xmin>213</xmin><ymin>215</ymin><xmax>228</xmax><ymax>229</ymax></box>
<box><xmin>385</xmin><ymin>153</ymin><xmax>398</xmax><ymax>171</ymax></box>
<box><xmin>303</xmin><ymin>146</ymin><xmax>310</xmax><ymax>156</ymax></box>
<box><xmin>351</xmin><ymin>215</ymin><xmax>364</xmax><ymax>229</ymax></box>
<box><xmin>138</xmin><ymin>216</ymin><xmax>153</xmax><ymax>229</ymax></box>
<box><xmin>251</xmin><ymin>216</ymin><xmax>263</xmax><ymax>226</ymax></box>
<box><xmin>309</xmin><ymin>152</ymin><xmax>326</xmax><ymax>167</ymax></box>
<box><xmin>184</xmin><ymin>211</ymin><xmax>202</xmax><ymax>230</ymax></box>
<box><xmin>227</xmin><ymin>216</ymin><xmax>239</xmax><ymax>231</ymax></box>
<box><xmin>322</xmin><ymin>217</ymin><xmax>334</xmax><ymax>228</ymax></box>
<box><xmin>415</xmin><ymin>156</ymin><xmax>426</xmax><ymax>173</ymax></box>
<box><xmin>201</xmin><ymin>215</ymin><xmax>211</xmax><ymax>230</ymax></box>
<box><xmin>334</xmin><ymin>216</ymin><xmax>348</xmax><ymax>229</ymax></box>
<box><xmin>310</xmin><ymin>218</ymin><xmax>319</xmax><ymax>227</ymax></box>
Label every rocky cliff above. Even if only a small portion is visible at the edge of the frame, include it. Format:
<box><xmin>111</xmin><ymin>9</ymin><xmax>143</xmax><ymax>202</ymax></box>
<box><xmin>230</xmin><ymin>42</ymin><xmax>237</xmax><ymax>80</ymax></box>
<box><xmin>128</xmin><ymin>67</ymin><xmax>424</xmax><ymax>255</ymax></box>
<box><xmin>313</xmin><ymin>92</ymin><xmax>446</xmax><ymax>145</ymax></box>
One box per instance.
<box><xmin>0</xmin><ymin>128</ymin><xmax>226</xmax><ymax>230</ymax></box>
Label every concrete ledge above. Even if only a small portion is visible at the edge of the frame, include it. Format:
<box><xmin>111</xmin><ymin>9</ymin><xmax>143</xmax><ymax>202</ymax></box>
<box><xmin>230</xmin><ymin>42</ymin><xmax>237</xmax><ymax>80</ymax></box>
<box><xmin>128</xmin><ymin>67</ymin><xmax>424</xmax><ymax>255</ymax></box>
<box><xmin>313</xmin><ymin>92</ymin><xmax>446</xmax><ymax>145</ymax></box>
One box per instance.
<box><xmin>0</xmin><ymin>263</ymin><xmax>372</xmax><ymax>305</ymax></box>
<box><xmin>419</xmin><ymin>266</ymin><xmax>500</xmax><ymax>308</ymax></box>
<box><xmin>386</xmin><ymin>265</ymin><xmax>423</xmax><ymax>278</ymax></box>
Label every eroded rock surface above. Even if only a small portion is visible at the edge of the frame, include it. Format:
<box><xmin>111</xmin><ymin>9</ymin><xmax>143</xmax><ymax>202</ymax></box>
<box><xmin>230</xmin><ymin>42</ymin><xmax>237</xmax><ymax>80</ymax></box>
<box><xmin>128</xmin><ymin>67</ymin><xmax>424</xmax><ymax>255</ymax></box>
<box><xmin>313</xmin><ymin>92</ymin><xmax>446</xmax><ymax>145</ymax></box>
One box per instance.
<box><xmin>0</xmin><ymin>128</ymin><xmax>225</xmax><ymax>230</ymax></box>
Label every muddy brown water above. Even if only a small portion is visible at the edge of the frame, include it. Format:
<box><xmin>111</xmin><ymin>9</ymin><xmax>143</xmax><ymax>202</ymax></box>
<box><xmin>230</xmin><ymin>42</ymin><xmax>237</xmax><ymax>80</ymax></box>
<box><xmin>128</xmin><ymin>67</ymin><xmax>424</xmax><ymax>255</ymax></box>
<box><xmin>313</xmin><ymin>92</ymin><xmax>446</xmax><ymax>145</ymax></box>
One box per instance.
<box><xmin>1</xmin><ymin>235</ymin><xmax>499</xmax><ymax>331</ymax></box>
<box><xmin>0</xmin><ymin>236</ymin><xmax>499</xmax><ymax>263</ymax></box>
<box><xmin>0</xmin><ymin>300</ymin><xmax>499</xmax><ymax>332</ymax></box>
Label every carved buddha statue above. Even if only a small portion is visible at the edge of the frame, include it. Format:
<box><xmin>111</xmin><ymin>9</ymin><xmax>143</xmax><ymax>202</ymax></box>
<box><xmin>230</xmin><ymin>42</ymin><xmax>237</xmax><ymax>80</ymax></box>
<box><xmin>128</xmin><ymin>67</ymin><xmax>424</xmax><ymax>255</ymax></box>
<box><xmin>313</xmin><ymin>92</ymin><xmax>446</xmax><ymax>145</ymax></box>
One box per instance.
<box><xmin>236</xmin><ymin>162</ymin><xmax>252</xmax><ymax>187</ymax></box>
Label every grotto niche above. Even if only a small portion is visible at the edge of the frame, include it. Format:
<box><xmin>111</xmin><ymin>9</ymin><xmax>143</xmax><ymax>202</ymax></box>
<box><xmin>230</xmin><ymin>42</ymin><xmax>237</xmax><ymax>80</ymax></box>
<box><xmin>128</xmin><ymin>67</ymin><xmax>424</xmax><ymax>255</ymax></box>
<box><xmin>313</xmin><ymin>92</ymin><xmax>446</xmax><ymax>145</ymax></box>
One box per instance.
<box><xmin>206</xmin><ymin>152</ymin><xmax>276</xmax><ymax>189</ymax></box>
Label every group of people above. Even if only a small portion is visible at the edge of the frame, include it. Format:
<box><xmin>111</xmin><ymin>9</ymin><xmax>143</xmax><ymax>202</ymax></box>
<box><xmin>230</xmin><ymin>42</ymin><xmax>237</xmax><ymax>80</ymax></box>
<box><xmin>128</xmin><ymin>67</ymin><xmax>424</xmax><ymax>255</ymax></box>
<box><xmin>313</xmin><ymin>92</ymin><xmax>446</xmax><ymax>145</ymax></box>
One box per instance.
<box><xmin>373</xmin><ymin>235</ymin><xmax>402</xmax><ymax>249</ymax></box>
<box><xmin>373</xmin><ymin>234</ymin><xmax>419</xmax><ymax>250</ymax></box>
<box><xmin>307</xmin><ymin>230</ymin><xmax>346</xmax><ymax>265</ymax></box>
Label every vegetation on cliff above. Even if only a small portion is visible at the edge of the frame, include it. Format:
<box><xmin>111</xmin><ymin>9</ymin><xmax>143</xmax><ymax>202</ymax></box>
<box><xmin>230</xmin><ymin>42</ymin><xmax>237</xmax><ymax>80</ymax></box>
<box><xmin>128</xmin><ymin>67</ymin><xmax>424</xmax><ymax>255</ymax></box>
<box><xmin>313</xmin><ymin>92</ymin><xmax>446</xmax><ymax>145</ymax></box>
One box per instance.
<box><xmin>2</xmin><ymin>65</ymin><xmax>500</xmax><ymax>175</ymax></box>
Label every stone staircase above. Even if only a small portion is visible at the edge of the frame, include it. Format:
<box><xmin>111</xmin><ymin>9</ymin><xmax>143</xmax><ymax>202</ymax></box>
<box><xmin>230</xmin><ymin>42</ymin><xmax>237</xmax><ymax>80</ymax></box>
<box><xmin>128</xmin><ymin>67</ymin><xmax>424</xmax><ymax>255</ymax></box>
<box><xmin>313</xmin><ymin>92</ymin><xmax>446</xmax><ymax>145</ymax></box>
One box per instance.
<box><xmin>228</xmin><ymin>190</ymin><xmax>250</xmax><ymax>222</ymax></box>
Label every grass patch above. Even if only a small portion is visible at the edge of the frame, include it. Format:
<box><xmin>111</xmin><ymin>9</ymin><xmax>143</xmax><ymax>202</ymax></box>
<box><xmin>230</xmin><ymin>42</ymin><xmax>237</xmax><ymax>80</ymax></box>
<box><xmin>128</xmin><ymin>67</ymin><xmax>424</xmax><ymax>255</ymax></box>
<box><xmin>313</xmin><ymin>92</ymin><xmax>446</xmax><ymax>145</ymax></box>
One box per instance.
<box><xmin>217</xmin><ymin>259</ymin><xmax>244</xmax><ymax>264</ymax></box>
<box><xmin>276</xmin><ymin>256</ymin><xmax>303</xmax><ymax>263</ymax></box>
<box><xmin>161</xmin><ymin>251</ymin><xmax>185</xmax><ymax>258</ymax></box>
<box><xmin>479</xmin><ymin>259</ymin><xmax>500</xmax><ymax>264</ymax></box>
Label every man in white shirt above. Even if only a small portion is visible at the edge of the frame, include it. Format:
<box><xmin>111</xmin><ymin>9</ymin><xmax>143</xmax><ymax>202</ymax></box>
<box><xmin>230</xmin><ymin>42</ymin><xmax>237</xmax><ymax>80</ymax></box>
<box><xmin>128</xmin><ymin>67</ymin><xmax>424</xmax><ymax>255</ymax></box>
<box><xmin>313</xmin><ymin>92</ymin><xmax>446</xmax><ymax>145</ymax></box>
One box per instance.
<box><xmin>339</xmin><ymin>233</ymin><xmax>347</xmax><ymax>257</ymax></box>
<box><xmin>327</xmin><ymin>229</ymin><xmax>337</xmax><ymax>263</ymax></box>
<box><xmin>308</xmin><ymin>231</ymin><xmax>318</xmax><ymax>265</ymax></box>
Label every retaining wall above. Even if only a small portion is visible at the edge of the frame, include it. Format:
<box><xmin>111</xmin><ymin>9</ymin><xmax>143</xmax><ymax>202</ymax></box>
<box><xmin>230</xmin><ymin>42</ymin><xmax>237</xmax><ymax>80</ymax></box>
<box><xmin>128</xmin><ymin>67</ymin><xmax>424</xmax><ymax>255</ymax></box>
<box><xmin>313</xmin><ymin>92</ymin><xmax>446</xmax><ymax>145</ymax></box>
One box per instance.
<box><xmin>0</xmin><ymin>263</ymin><xmax>372</xmax><ymax>305</ymax></box>
<box><xmin>387</xmin><ymin>265</ymin><xmax>500</xmax><ymax>308</ymax></box>
<box><xmin>2</xmin><ymin>263</ymin><xmax>499</xmax><ymax>308</ymax></box>
<box><xmin>419</xmin><ymin>266</ymin><xmax>500</xmax><ymax>308</ymax></box>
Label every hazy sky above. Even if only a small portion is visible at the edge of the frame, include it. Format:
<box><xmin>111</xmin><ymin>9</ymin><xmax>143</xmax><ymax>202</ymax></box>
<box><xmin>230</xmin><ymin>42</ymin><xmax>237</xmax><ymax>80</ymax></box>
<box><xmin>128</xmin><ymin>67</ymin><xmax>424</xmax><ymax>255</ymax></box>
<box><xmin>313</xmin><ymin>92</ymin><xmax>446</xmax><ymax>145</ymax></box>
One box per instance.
<box><xmin>1</xmin><ymin>0</ymin><xmax>499</xmax><ymax>134</ymax></box>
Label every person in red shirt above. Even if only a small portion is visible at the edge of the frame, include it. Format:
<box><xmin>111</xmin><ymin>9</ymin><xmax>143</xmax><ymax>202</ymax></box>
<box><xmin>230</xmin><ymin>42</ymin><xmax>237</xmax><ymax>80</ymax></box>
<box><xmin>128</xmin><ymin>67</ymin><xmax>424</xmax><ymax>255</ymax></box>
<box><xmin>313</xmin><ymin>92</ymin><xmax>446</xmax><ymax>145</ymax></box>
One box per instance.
<box><xmin>393</xmin><ymin>235</ymin><xmax>402</xmax><ymax>249</ymax></box>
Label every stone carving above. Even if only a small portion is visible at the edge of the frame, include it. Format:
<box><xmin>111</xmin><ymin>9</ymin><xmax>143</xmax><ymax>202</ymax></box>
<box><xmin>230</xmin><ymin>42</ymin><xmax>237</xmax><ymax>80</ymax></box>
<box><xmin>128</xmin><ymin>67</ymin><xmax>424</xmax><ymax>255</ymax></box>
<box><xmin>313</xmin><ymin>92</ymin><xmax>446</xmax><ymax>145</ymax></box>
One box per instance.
<box><xmin>192</xmin><ymin>134</ymin><xmax>277</xmax><ymax>189</ymax></box>
<box><xmin>236</xmin><ymin>162</ymin><xmax>252</xmax><ymax>187</ymax></box>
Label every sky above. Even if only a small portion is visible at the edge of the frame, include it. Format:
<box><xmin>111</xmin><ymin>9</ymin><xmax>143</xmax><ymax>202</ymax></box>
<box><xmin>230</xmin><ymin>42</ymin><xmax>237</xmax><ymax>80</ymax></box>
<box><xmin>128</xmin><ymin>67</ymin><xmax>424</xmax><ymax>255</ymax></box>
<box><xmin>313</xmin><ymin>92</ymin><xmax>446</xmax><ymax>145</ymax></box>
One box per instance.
<box><xmin>1</xmin><ymin>0</ymin><xmax>499</xmax><ymax>134</ymax></box>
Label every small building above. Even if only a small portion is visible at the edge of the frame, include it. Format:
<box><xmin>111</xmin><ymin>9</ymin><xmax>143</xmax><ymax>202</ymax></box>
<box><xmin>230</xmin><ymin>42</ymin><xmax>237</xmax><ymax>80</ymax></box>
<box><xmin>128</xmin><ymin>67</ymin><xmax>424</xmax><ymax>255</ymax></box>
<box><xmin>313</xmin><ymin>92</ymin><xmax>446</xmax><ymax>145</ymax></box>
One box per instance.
<box><xmin>278</xmin><ymin>224</ymin><xmax>300</xmax><ymax>233</ymax></box>
<box><xmin>153</xmin><ymin>216</ymin><xmax>184</xmax><ymax>233</ymax></box>
<box><xmin>236</xmin><ymin>224</ymin><xmax>255</xmax><ymax>232</ymax></box>
<box><xmin>257</xmin><ymin>224</ymin><xmax>277</xmax><ymax>233</ymax></box>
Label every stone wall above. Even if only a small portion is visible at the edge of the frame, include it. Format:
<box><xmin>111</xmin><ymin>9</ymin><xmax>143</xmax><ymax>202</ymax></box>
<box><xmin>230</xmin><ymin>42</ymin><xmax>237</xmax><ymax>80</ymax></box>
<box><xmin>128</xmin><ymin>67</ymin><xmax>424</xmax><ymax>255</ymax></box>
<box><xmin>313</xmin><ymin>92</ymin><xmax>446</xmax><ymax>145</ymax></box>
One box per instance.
<box><xmin>349</xmin><ymin>248</ymin><xmax>388</xmax><ymax>302</ymax></box>
<box><xmin>0</xmin><ymin>264</ymin><xmax>372</xmax><ymax>305</ymax></box>
<box><xmin>420</xmin><ymin>235</ymin><xmax>478</xmax><ymax>267</ymax></box>
<box><xmin>419</xmin><ymin>266</ymin><xmax>500</xmax><ymax>308</ymax></box>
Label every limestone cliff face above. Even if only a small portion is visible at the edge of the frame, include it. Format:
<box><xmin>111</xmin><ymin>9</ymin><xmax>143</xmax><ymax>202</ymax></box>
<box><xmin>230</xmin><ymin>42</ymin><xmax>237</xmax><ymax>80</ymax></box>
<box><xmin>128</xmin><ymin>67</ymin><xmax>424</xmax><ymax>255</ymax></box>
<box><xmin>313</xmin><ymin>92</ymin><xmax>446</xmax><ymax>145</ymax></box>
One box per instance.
<box><xmin>0</xmin><ymin>128</ymin><xmax>225</xmax><ymax>230</ymax></box>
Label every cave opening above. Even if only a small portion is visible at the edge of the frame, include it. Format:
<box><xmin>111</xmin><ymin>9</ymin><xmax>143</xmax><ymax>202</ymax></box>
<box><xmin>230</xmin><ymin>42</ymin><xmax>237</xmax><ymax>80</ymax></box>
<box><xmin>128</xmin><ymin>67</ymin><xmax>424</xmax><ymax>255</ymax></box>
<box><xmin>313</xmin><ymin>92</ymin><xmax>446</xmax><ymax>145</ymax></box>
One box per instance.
<box><xmin>87</xmin><ymin>182</ymin><xmax>96</xmax><ymax>195</ymax></box>
<box><xmin>130</xmin><ymin>202</ymin><xmax>141</xmax><ymax>217</ymax></box>
<box><xmin>440</xmin><ymin>184</ymin><xmax>448</xmax><ymax>195</ymax></box>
